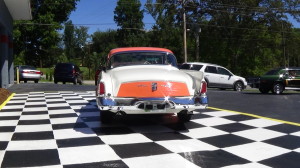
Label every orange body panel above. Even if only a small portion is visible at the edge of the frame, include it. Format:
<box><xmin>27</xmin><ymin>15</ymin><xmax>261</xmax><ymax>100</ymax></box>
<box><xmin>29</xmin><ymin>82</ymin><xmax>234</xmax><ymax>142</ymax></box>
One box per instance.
<box><xmin>117</xmin><ymin>81</ymin><xmax>190</xmax><ymax>98</ymax></box>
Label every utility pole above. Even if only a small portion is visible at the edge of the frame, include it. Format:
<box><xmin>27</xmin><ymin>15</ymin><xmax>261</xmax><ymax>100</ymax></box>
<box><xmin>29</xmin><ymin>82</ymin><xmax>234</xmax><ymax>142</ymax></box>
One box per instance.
<box><xmin>183</xmin><ymin>0</ymin><xmax>187</xmax><ymax>63</ymax></box>
<box><xmin>281</xmin><ymin>21</ymin><xmax>287</xmax><ymax>67</ymax></box>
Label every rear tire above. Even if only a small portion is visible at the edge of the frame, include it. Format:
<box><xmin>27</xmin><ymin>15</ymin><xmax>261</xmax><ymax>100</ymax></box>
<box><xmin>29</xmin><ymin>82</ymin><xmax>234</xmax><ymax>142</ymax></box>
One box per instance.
<box><xmin>24</xmin><ymin>80</ymin><xmax>27</xmax><ymax>83</ymax></box>
<box><xmin>34</xmin><ymin>80</ymin><xmax>38</xmax><ymax>83</ymax></box>
<box><xmin>73</xmin><ymin>78</ymin><xmax>77</xmax><ymax>85</ymax></box>
<box><xmin>177</xmin><ymin>110</ymin><xmax>191</xmax><ymax>122</ymax></box>
<box><xmin>100</xmin><ymin>111</ymin><xmax>115</xmax><ymax>123</ymax></box>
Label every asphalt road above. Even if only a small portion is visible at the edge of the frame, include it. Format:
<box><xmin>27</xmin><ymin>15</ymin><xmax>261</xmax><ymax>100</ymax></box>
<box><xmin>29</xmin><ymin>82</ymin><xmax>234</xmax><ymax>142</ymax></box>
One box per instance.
<box><xmin>7</xmin><ymin>83</ymin><xmax>300</xmax><ymax>124</ymax></box>
<box><xmin>208</xmin><ymin>89</ymin><xmax>300</xmax><ymax>124</ymax></box>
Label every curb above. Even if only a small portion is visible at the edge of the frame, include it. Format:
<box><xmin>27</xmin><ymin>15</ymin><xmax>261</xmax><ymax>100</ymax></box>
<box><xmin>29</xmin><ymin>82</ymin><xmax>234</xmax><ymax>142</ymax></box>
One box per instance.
<box><xmin>0</xmin><ymin>93</ymin><xmax>15</xmax><ymax>110</ymax></box>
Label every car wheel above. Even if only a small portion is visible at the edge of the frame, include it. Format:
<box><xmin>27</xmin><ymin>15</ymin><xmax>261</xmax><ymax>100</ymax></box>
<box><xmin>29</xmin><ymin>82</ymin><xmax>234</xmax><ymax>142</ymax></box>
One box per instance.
<box><xmin>100</xmin><ymin>110</ymin><xmax>115</xmax><ymax>123</ymax></box>
<box><xmin>234</xmin><ymin>81</ymin><xmax>243</xmax><ymax>91</ymax></box>
<box><xmin>73</xmin><ymin>78</ymin><xmax>77</xmax><ymax>85</ymax></box>
<box><xmin>63</xmin><ymin>82</ymin><xmax>66</xmax><ymax>84</ymax></box>
<box><xmin>24</xmin><ymin>80</ymin><xmax>27</xmax><ymax>83</ymax></box>
<box><xmin>177</xmin><ymin>110</ymin><xmax>191</xmax><ymax>122</ymax></box>
<box><xmin>54</xmin><ymin>80</ymin><xmax>58</xmax><ymax>84</ymax></box>
<box><xmin>34</xmin><ymin>80</ymin><xmax>38</xmax><ymax>83</ymax></box>
<box><xmin>272</xmin><ymin>83</ymin><xmax>284</xmax><ymax>95</ymax></box>
<box><xmin>259</xmin><ymin>87</ymin><xmax>269</xmax><ymax>94</ymax></box>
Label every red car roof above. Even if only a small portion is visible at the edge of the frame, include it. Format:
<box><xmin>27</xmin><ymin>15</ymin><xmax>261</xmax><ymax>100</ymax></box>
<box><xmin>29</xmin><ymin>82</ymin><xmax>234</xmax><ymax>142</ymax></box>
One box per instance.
<box><xmin>107</xmin><ymin>47</ymin><xmax>173</xmax><ymax>59</ymax></box>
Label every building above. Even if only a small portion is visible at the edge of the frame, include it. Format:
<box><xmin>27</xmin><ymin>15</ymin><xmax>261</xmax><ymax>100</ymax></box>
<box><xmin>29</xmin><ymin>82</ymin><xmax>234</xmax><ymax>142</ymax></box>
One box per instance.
<box><xmin>0</xmin><ymin>0</ymin><xmax>32</xmax><ymax>88</ymax></box>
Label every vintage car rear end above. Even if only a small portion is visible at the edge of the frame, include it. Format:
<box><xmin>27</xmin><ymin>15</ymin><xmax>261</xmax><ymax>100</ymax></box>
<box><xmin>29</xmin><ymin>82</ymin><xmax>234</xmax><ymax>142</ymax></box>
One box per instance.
<box><xmin>96</xmin><ymin>47</ymin><xmax>208</xmax><ymax>122</ymax></box>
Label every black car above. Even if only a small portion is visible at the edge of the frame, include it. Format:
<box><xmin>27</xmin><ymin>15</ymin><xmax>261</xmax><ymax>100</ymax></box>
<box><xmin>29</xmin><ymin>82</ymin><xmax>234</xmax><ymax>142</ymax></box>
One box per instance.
<box><xmin>54</xmin><ymin>63</ymin><xmax>83</xmax><ymax>85</ymax></box>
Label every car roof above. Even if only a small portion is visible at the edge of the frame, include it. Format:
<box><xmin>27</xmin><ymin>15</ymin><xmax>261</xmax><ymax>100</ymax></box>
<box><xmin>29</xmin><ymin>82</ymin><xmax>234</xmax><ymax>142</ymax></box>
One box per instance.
<box><xmin>107</xmin><ymin>47</ymin><xmax>173</xmax><ymax>58</ymax></box>
<box><xmin>272</xmin><ymin>67</ymin><xmax>300</xmax><ymax>71</ymax></box>
<box><xmin>183</xmin><ymin>62</ymin><xmax>220</xmax><ymax>67</ymax></box>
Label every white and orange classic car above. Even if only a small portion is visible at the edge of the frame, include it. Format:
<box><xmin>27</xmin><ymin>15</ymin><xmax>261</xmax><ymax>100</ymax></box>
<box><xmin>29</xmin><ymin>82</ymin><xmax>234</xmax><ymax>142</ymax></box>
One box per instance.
<box><xmin>96</xmin><ymin>47</ymin><xmax>208</xmax><ymax>122</ymax></box>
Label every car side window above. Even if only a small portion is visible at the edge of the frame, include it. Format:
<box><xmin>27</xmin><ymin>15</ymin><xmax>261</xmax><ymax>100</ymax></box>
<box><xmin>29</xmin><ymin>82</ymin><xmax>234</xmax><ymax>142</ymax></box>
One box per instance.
<box><xmin>288</xmin><ymin>70</ymin><xmax>300</xmax><ymax>78</ymax></box>
<box><xmin>218</xmin><ymin>67</ymin><xmax>231</xmax><ymax>76</ymax></box>
<box><xmin>205</xmin><ymin>66</ymin><xmax>217</xmax><ymax>74</ymax></box>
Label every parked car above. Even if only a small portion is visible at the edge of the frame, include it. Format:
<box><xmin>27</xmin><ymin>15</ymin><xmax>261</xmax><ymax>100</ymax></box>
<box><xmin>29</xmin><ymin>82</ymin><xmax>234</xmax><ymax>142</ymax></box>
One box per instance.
<box><xmin>54</xmin><ymin>63</ymin><xmax>83</xmax><ymax>85</ymax></box>
<box><xmin>15</xmin><ymin>65</ymin><xmax>42</xmax><ymax>83</ymax></box>
<box><xmin>96</xmin><ymin>47</ymin><xmax>208</xmax><ymax>123</ymax></box>
<box><xmin>180</xmin><ymin>62</ymin><xmax>247</xmax><ymax>91</ymax></box>
<box><xmin>258</xmin><ymin>67</ymin><xmax>300</xmax><ymax>94</ymax></box>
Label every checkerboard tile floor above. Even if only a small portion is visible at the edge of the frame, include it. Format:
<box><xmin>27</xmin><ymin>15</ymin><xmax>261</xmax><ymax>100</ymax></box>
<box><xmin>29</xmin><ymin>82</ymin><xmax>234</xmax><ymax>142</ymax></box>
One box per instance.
<box><xmin>1</xmin><ymin>91</ymin><xmax>300</xmax><ymax>167</ymax></box>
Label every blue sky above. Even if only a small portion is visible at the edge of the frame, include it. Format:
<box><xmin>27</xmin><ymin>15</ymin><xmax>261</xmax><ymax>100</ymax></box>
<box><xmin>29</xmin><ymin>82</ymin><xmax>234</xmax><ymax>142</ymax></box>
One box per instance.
<box><xmin>69</xmin><ymin>0</ymin><xmax>300</xmax><ymax>35</ymax></box>
<box><xmin>69</xmin><ymin>0</ymin><xmax>155</xmax><ymax>34</ymax></box>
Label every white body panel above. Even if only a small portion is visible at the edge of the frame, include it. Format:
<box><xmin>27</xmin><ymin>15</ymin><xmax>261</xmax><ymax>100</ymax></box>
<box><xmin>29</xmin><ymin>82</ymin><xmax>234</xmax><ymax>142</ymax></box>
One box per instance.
<box><xmin>102</xmin><ymin>65</ymin><xmax>196</xmax><ymax>97</ymax></box>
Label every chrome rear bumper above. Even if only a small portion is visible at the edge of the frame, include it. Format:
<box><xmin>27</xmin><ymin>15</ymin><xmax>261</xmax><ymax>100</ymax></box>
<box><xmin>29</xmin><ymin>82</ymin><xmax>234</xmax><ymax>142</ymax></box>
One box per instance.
<box><xmin>96</xmin><ymin>95</ymin><xmax>208</xmax><ymax>114</ymax></box>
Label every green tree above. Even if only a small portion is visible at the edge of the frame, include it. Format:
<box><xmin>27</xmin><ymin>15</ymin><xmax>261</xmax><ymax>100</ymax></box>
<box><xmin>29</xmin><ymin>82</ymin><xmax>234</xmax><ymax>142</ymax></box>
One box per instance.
<box><xmin>114</xmin><ymin>0</ymin><xmax>145</xmax><ymax>46</ymax></box>
<box><xmin>74</xmin><ymin>26</ymin><xmax>90</xmax><ymax>65</ymax></box>
<box><xmin>145</xmin><ymin>0</ymin><xmax>183</xmax><ymax>61</ymax></box>
<box><xmin>13</xmin><ymin>0</ymin><xmax>80</xmax><ymax>67</ymax></box>
<box><xmin>63</xmin><ymin>20</ymin><xmax>76</xmax><ymax>61</ymax></box>
<box><xmin>91</xmin><ymin>30</ymin><xmax>118</xmax><ymax>66</ymax></box>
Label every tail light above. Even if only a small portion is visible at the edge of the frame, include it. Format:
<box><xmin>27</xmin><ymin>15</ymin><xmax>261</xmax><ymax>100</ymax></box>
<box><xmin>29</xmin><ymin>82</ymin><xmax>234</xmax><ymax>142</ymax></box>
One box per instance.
<box><xmin>98</xmin><ymin>82</ymin><xmax>105</xmax><ymax>95</ymax></box>
<box><xmin>36</xmin><ymin>71</ymin><xmax>41</xmax><ymax>74</ymax></box>
<box><xmin>200</xmin><ymin>81</ymin><xmax>207</xmax><ymax>94</ymax></box>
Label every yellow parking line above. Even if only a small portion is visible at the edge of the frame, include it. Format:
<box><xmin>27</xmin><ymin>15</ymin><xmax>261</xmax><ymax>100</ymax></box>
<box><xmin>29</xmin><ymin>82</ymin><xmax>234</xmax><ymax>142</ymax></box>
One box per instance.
<box><xmin>0</xmin><ymin>93</ymin><xmax>15</xmax><ymax>110</ymax></box>
<box><xmin>208</xmin><ymin>106</ymin><xmax>300</xmax><ymax>127</ymax></box>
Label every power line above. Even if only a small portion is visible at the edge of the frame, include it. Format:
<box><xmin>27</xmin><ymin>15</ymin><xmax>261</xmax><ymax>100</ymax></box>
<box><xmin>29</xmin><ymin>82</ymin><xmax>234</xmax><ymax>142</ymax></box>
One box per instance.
<box><xmin>15</xmin><ymin>21</ymin><xmax>299</xmax><ymax>34</ymax></box>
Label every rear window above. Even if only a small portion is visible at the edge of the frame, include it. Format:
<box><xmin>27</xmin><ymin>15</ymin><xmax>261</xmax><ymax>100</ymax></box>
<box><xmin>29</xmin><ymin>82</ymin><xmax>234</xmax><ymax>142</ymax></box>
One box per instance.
<box><xmin>55</xmin><ymin>63</ymin><xmax>73</xmax><ymax>71</ymax></box>
<box><xmin>180</xmin><ymin>64</ymin><xmax>190</xmax><ymax>70</ymax></box>
<box><xmin>180</xmin><ymin>64</ymin><xmax>203</xmax><ymax>71</ymax></box>
<box><xmin>20</xmin><ymin>66</ymin><xmax>36</xmax><ymax>70</ymax></box>
<box><xmin>107</xmin><ymin>52</ymin><xmax>177</xmax><ymax>69</ymax></box>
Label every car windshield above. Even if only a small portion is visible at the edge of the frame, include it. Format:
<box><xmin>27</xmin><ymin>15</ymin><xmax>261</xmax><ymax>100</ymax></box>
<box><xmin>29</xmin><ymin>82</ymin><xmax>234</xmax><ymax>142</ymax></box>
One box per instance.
<box><xmin>107</xmin><ymin>52</ymin><xmax>177</xmax><ymax>69</ymax></box>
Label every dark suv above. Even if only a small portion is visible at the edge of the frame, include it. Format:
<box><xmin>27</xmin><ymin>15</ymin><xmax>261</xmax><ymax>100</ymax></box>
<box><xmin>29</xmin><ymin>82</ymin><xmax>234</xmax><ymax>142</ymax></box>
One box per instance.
<box><xmin>258</xmin><ymin>67</ymin><xmax>300</xmax><ymax>94</ymax></box>
<box><xmin>54</xmin><ymin>63</ymin><xmax>83</xmax><ymax>85</ymax></box>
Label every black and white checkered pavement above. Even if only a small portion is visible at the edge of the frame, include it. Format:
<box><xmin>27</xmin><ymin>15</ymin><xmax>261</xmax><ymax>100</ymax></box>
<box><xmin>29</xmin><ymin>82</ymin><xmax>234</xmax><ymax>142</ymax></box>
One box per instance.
<box><xmin>1</xmin><ymin>91</ymin><xmax>300</xmax><ymax>167</ymax></box>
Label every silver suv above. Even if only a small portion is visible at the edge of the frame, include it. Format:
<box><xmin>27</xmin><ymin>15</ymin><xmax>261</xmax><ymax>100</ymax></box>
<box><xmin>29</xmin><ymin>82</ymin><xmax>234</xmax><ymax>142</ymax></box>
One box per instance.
<box><xmin>180</xmin><ymin>62</ymin><xmax>247</xmax><ymax>91</ymax></box>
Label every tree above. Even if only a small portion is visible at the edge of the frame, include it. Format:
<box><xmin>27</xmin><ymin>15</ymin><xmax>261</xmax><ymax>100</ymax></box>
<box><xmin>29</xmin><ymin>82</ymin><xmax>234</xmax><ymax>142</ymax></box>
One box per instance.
<box><xmin>63</xmin><ymin>21</ymin><xmax>76</xmax><ymax>61</ymax></box>
<box><xmin>13</xmin><ymin>0</ymin><xmax>80</xmax><ymax>67</ymax></box>
<box><xmin>114</xmin><ymin>0</ymin><xmax>145</xmax><ymax>46</ymax></box>
<box><xmin>145</xmin><ymin>0</ymin><xmax>183</xmax><ymax>61</ymax></box>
